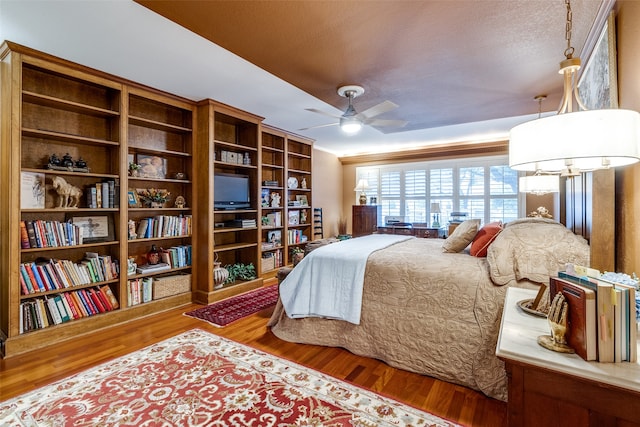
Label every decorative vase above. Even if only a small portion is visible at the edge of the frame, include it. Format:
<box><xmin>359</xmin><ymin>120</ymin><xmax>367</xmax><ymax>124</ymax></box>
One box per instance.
<box><xmin>213</xmin><ymin>261</ymin><xmax>229</xmax><ymax>289</ymax></box>
<box><xmin>150</xmin><ymin>201</ymin><xmax>164</xmax><ymax>208</ymax></box>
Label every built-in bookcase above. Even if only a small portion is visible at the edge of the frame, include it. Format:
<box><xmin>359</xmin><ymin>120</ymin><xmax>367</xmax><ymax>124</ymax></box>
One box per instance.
<box><xmin>284</xmin><ymin>136</ymin><xmax>313</xmax><ymax>265</ymax></box>
<box><xmin>259</xmin><ymin>127</ymin><xmax>286</xmax><ymax>276</ymax></box>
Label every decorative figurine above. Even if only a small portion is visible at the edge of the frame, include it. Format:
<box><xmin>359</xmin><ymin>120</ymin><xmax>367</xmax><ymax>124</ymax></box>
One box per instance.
<box><xmin>537</xmin><ymin>292</ymin><xmax>575</xmax><ymax>354</ymax></box>
<box><xmin>146</xmin><ymin>244</ymin><xmax>161</xmax><ymax>265</ymax></box>
<box><xmin>300</xmin><ymin>210</ymin><xmax>307</xmax><ymax>224</ymax></box>
<box><xmin>243</xmin><ymin>152</ymin><xmax>251</xmax><ymax>165</ymax></box>
<box><xmin>61</xmin><ymin>153</ymin><xmax>74</xmax><ymax>168</ymax></box>
<box><xmin>127</xmin><ymin>257</ymin><xmax>137</xmax><ymax>276</ymax></box>
<box><xmin>52</xmin><ymin>176</ymin><xmax>83</xmax><ymax>208</ymax></box>
<box><xmin>301</xmin><ymin>177</ymin><xmax>307</xmax><ymax>189</ymax></box>
<box><xmin>271</xmin><ymin>192</ymin><xmax>281</xmax><ymax>207</ymax></box>
<box><xmin>48</xmin><ymin>153</ymin><xmax>61</xmax><ymax>167</ymax></box>
<box><xmin>174</xmin><ymin>195</ymin><xmax>186</xmax><ymax>209</ymax></box>
<box><xmin>75</xmin><ymin>158</ymin><xmax>87</xmax><ymax>169</ymax></box>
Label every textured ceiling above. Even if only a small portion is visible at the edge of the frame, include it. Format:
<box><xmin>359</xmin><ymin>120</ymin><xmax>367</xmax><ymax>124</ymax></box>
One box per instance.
<box><xmin>136</xmin><ymin>0</ymin><xmax>606</xmax><ymax>136</ymax></box>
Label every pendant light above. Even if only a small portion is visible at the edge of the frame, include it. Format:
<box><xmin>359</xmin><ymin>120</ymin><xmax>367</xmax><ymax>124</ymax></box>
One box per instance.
<box><xmin>509</xmin><ymin>0</ymin><xmax>640</xmax><ymax>173</ymax></box>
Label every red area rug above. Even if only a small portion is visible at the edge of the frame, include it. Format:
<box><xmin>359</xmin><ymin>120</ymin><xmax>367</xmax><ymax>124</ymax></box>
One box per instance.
<box><xmin>184</xmin><ymin>284</ymin><xmax>279</xmax><ymax>327</ymax></box>
<box><xmin>0</xmin><ymin>329</ymin><xmax>460</xmax><ymax>426</ymax></box>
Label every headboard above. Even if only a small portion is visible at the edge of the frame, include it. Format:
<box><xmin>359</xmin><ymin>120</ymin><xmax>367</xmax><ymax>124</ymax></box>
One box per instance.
<box><xmin>563</xmin><ymin>169</ymin><xmax>615</xmax><ymax>272</ymax></box>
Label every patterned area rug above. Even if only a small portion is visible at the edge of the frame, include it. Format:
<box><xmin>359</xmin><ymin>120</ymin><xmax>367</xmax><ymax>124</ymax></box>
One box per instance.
<box><xmin>0</xmin><ymin>329</ymin><xmax>459</xmax><ymax>426</ymax></box>
<box><xmin>185</xmin><ymin>284</ymin><xmax>279</xmax><ymax>327</ymax></box>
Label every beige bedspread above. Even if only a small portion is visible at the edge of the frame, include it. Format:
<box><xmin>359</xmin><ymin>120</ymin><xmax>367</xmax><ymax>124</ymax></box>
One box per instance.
<box><xmin>268</xmin><ymin>219</ymin><xmax>590</xmax><ymax>401</ymax></box>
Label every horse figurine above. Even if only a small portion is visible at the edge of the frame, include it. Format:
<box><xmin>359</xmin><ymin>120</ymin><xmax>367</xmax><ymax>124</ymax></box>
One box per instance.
<box><xmin>52</xmin><ymin>176</ymin><xmax>83</xmax><ymax>208</ymax></box>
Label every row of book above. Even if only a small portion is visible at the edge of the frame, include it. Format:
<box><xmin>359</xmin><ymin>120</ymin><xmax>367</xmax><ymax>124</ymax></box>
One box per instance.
<box><xmin>132</xmin><ymin>215</ymin><xmax>192</xmax><ymax>239</ymax></box>
<box><xmin>86</xmin><ymin>179</ymin><xmax>119</xmax><ymax>209</ymax></box>
<box><xmin>19</xmin><ymin>285</ymin><xmax>119</xmax><ymax>333</ymax></box>
<box><xmin>19</xmin><ymin>253</ymin><xmax>119</xmax><ymax>295</ymax></box>
<box><xmin>287</xmin><ymin>229</ymin><xmax>308</xmax><ymax>244</ymax></box>
<box><xmin>20</xmin><ymin>220</ymin><xmax>84</xmax><ymax>249</ymax></box>
<box><xmin>160</xmin><ymin>245</ymin><xmax>192</xmax><ymax>269</ymax></box>
<box><xmin>552</xmin><ymin>265</ymin><xmax>637</xmax><ymax>363</ymax></box>
<box><xmin>127</xmin><ymin>277</ymin><xmax>153</xmax><ymax>306</ymax></box>
<box><xmin>261</xmin><ymin>249</ymin><xmax>283</xmax><ymax>273</ymax></box>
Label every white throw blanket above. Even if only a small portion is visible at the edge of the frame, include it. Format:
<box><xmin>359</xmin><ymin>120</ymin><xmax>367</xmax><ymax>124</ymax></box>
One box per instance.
<box><xmin>279</xmin><ymin>234</ymin><xmax>413</xmax><ymax>324</ymax></box>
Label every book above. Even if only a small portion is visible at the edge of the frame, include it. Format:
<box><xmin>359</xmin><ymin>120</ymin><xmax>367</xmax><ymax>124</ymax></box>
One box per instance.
<box><xmin>550</xmin><ymin>277</ymin><xmax>597</xmax><ymax>361</ymax></box>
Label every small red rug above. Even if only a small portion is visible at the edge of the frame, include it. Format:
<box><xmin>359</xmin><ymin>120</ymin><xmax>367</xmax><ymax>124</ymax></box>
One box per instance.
<box><xmin>0</xmin><ymin>329</ymin><xmax>460</xmax><ymax>426</ymax></box>
<box><xmin>184</xmin><ymin>284</ymin><xmax>279</xmax><ymax>327</ymax></box>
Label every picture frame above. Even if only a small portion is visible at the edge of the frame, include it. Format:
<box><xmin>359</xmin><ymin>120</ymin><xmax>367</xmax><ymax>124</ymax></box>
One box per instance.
<box><xmin>295</xmin><ymin>195</ymin><xmax>308</xmax><ymax>206</ymax></box>
<box><xmin>20</xmin><ymin>171</ymin><xmax>45</xmax><ymax>209</ymax></box>
<box><xmin>261</xmin><ymin>188</ymin><xmax>270</xmax><ymax>207</ymax></box>
<box><xmin>288</xmin><ymin>210</ymin><xmax>299</xmax><ymax>226</ymax></box>
<box><xmin>127</xmin><ymin>189</ymin><xmax>139</xmax><ymax>207</ymax></box>
<box><xmin>578</xmin><ymin>11</ymin><xmax>618</xmax><ymax>110</ymax></box>
<box><xmin>69</xmin><ymin>215</ymin><xmax>114</xmax><ymax>243</ymax></box>
<box><xmin>267</xmin><ymin>230</ymin><xmax>281</xmax><ymax>246</ymax></box>
<box><xmin>136</xmin><ymin>154</ymin><xmax>167</xmax><ymax>179</ymax></box>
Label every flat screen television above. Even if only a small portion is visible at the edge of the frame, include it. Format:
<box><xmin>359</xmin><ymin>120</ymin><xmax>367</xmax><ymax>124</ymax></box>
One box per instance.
<box><xmin>214</xmin><ymin>173</ymin><xmax>251</xmax><ymax>209</ymax></box>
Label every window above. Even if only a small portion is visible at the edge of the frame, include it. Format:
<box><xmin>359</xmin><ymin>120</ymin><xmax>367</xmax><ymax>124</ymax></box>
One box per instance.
<box><xmin>356</xmin><ymin>156</ymin><xmax>519</xmax><ymax>225</ymax></box>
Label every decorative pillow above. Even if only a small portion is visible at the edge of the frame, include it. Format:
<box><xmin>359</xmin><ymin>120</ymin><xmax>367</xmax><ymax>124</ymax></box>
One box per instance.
<box><xmin>470</xmin><ymin>221</ymin><xmax>503</xmax><ymax>257</ymax></box>
<box><xmin>442</xmin><ymin>219</ymin><xmax>481</xmax><ymax>253</ymax></box>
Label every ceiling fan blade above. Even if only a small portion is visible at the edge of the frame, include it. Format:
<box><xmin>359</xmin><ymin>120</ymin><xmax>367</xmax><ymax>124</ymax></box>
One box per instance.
<box><xmin>298</xmin><ymin>122</ymin><xmax>339</xmax><ymax>131</ymax></box>
<box><xmin>305</xmin><ymin>108</ymin><xmax>341</xmax><ymax>119</ymax></box>
<box><xmin>364</xmin><ymin>118</ymin><xmax>409</xmax><ymax>128</ymax></box>
<box><xmin>358</xmin><ymin>100</ymin><xmax>399</xmax><ymax>119</ymax></box>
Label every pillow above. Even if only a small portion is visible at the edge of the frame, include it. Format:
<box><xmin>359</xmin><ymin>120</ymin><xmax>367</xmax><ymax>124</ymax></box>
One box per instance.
<box><xmin>442</xmin><ymin>219</ymin><xmax>481</xmax><ymax>253</ymax></box>
<box><xmin>470</xmin><ymin>221</ymin><xmax>503</xmax><ymax>257</ymax></box>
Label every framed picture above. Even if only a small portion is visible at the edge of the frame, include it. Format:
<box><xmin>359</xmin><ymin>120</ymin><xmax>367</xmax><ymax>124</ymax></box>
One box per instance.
<box><xmin>267</xmin><ymin>230</ymin><xmax>281</xmax><ymax>245</ymax></box>
<box><xmin>261</xmin><ymin>188</ymin><xmax>270</xmax><ymax>207</ymax></box>
<box><xmin>127</xmin><ymin>189</ymin><xmax>139</xmax><ymax>207</ymax></box>
<box><xmin>137</xmin><ymin>154</ymin><xmax>167</xmax><ymax>179</ymax></box>
<box><xmin>578</xmin><ymin>11</ymin><xmax>618</xmax><ymax>110</ymax></box>
<box><xmin>295</xmin><ymin>195</ymin><xmax>308</xmax><ymax>206</ymax></box>
<box><xmin>288</xmin><ymin>210</ymin><xmax>299</xmax><ymax>226</ymax></box>
<box><xmin>20</xmin><ymin>171</ymin><xmax>45</xmax><ymax>209</ymax></box>
<box><xmin>69</xmin><ymin>215</ymin><xmax>114</xmax><ymax>243</ymax></box>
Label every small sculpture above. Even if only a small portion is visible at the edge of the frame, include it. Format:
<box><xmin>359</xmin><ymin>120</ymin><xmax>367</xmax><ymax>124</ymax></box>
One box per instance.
<box><xmin>528</xmin><ymin>206</ymin><xmax>553</xmax><ymax>218</ymax></box>
<box><xmin>301</xmin><ymin>177</ymin><xmax>307</xmax><ymax>189</ymax></box>
<box><xmin>300</xmin><ymin>210</ymin><xmax>307</xmax><ymax>223</ymax></box>
<box><xmin>271</xmin><ymin>192</ymin><xmax>281</xmax><ymax>207</ymax></box>
<box><xmin>174</xmin><ymin>195</ymin><xmax>186</xmax><ymax>209</ymax></box>
<box><xmin>52</xmin><ymin>176</ymin><xmax>83</xmax><ymax>208</ymax></box>
<box><xmin>61</xmin><ymin>153</ymin><xmax>74</xmax><ymax>168</ymax></box>
<box><xmin>537</xmin><ymin>292</ymin><xmax>575</xmax><ymax>354</ymax></box>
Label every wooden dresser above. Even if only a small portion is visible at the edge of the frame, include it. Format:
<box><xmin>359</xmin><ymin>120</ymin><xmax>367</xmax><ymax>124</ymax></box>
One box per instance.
<box><xmin>352</xmin><ymin>205</ymin><xmax>381</xmax><ymax>237</ymax></box>
<box><xmin>497</xmin><ymin>288</ymin><xmax>640</xmax><ymax>427</ymax></box>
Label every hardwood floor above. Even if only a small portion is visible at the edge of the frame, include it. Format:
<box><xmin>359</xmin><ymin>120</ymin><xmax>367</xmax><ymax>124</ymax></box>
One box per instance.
<box><xmin>0</xmin><ymin>299</ymin><xmax>507</xmax><ymax>426</ymax></box>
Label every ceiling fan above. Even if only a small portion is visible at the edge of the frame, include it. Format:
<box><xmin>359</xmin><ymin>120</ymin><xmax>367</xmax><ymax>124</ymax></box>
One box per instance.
<box><xmin>299</xmin><ymin>85</ymin><xmax>408</xmax><ymax>134</ymax></box>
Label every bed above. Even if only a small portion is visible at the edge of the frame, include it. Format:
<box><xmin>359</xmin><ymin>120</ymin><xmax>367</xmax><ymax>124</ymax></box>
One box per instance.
<box><xmin>268</xmin><ymin>218</ymin><xmax>590</xmax><ymax>401</ymax></box>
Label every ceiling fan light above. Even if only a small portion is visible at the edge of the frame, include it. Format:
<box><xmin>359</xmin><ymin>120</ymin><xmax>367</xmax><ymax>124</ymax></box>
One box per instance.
<box><xmin>340</xmin><ymin>116</ymin><xmax>362</xmax><ymax>134</ymax></box>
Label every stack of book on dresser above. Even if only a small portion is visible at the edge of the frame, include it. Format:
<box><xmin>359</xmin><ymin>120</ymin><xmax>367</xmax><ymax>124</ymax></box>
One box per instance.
<box><xmin>550</xmin><ymin>264</ymin><xmax>638</xmax><ymax>363</ymax></box>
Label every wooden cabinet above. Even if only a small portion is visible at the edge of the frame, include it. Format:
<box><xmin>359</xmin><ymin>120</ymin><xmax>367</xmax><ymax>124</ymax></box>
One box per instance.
<box><xmin>285</xmin><ymin>136</ymin><xmax>313</xmax><ymax>265</ymax></box>
<box><xmin>193</xmin><ymin>100</ymin><xmax>263</xmax><ymax>304</ymax></box>
<box><xmin>0</xmin><ymin>42</ymin><xmax>313</xmax><ymax>356</ymax></box>
<box><xmin>125</xmin><ymin>88</ymin><xmax>194</xmax><ymax>307</ymax></box>
<box><xmin>498</xmin><ymin>288</ymin><xmax>640</xmax><ymax>427</ymax></box>
<box><xmin>259</xmin><ymin>126</ymin><xmax>286</xmax><ymax>276</ymax></box>
<box><xmin>352</xmin><ymin>205</ymin><xmax>381</xmax><ymax>237</ymax></box>
<box><xmin>0</xmin><ymin>42</ymin><xmax>193</xmax><ymax>357</ymax></box>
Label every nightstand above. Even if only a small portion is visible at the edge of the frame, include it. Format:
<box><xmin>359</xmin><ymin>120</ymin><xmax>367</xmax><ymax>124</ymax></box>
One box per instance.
<box><xmin>497</xmin><ymin>288</ymin><xmax>640</xmax><ymax>427</ymax></box>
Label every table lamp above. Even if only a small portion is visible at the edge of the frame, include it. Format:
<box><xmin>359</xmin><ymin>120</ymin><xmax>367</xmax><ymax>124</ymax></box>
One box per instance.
<box><xmin>431</xmin><ymin>202</ymin><xmax>441</xmax><ymax>227</ymax></box>
<box><xmin>354</xmin><ymin>179</ymin><xmax>369</xmax><ymax>205</ymax></box>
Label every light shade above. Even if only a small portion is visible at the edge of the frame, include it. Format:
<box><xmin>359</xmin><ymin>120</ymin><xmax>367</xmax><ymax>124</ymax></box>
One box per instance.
<box><xmin>430</xmin><ymin>202</ymin><xmax>441</xmax><ymax>213</ymax></box>
<box><xmin>519</xmin><ymin>174</ymin><xmax>560</xmax><ymax>195</ymax></box>
<box><xmin>340</xmin><ymin>116</ymin><xmax>363</xmax><ymax>134</ymax></box>
<box><xmin>354</xmin><ymin>179</ymin><xmax>369</xmax><ymax>192</ymax></box>
<box><xmin>510</xmin><ymin>109</ymin><xmax>640</xmax><ymax>172</ymax></box>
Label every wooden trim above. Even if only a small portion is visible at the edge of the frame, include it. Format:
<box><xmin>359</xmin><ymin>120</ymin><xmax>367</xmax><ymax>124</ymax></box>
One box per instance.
<box><xmin>338</xmin><ymin>139</ymin><xmax>508</xmax><ymax>165</ymax></box>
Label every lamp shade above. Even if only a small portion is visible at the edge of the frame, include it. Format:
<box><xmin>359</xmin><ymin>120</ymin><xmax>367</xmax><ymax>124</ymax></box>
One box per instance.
<box><xmin>430</xmin><ymin>202</ymin><xmax>441</xmax><ymax>213</ymax></box>
<box><xmin>354</xmin><ymin>179</ymin><xmax>369</xmax><ymax>192</ymax></box>
<box><xmin>519</xmin><ymin>175</ymin><xmax>559</xmax><ymax>194</ymax></box>
<box><xmin>509</xmin><ymin>109</ymin><xmax>640</xmax><ymax>172</ymax></box>
<box><xmin>341</xmin><ymin>116</ymin><xmax>363</xmax><ymax>134</ymax></box>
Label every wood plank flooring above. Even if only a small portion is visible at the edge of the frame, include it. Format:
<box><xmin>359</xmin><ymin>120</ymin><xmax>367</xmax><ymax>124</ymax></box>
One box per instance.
<box><xmin>0</xmin><ymin>299</ymin><xmax>507</xmax><ymax>426</ymax></box>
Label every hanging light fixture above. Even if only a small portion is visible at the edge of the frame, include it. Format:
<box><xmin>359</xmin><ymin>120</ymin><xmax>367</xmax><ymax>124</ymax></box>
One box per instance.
<box><xmin>340</xmin><ymin>90</ymin><xmax>363</xmax><ymax>134</ymax></box>
<box><xmin>519</xmin><ymin>173</ymin><xmax>560</xmax><ymax>195</ymax></box>
<box><xmin>509</xmin><ymin>0</ymin><xmax>640</xmax><ymax>173</ymax></box>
